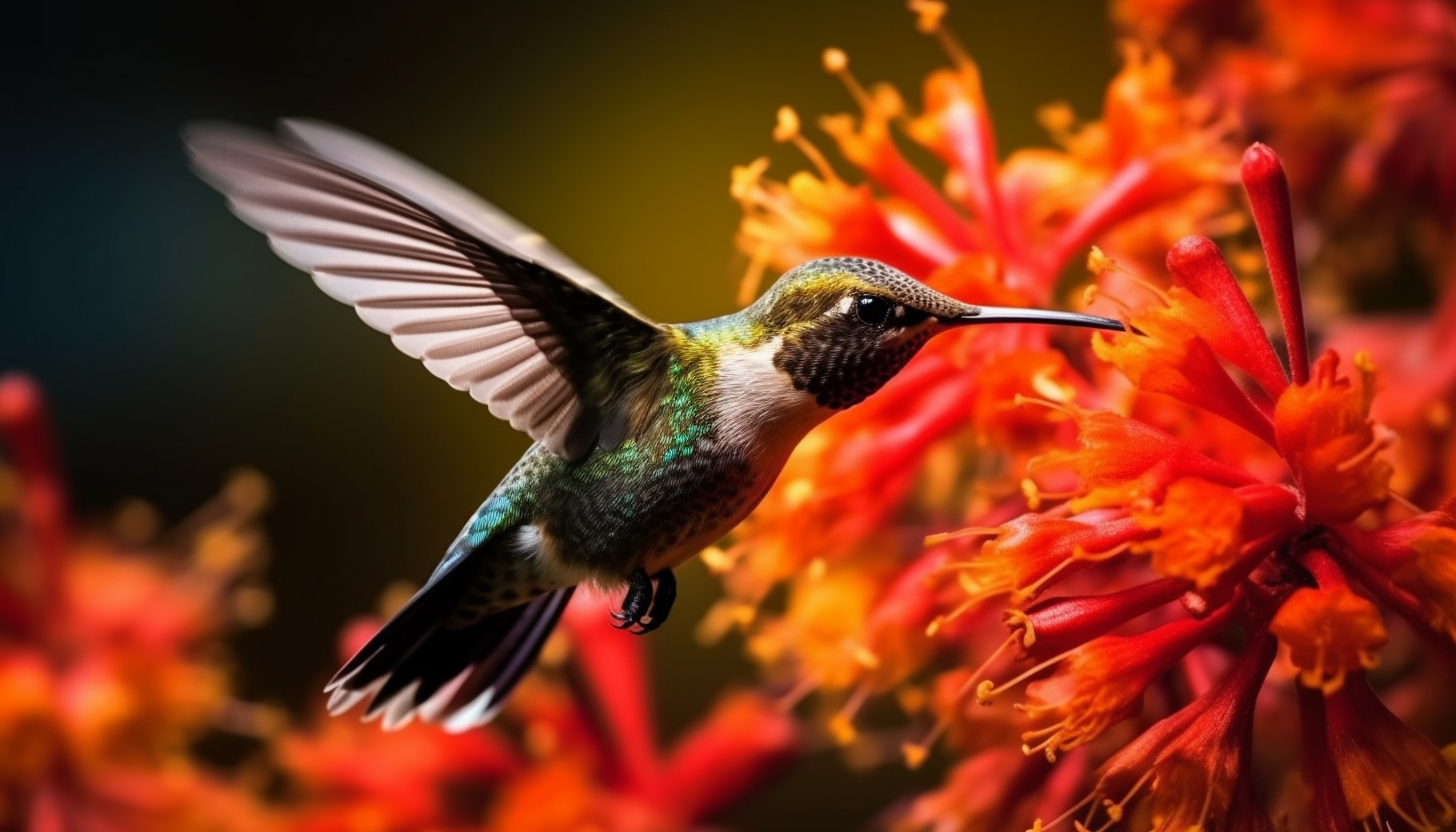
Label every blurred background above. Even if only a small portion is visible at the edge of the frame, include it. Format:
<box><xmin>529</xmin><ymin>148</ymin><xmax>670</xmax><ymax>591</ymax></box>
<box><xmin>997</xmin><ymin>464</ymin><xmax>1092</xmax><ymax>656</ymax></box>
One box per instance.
<box><xmin>3</xmin><ymin>1</ymin><xmax>1112</xmax><ymax>826</ymax></box>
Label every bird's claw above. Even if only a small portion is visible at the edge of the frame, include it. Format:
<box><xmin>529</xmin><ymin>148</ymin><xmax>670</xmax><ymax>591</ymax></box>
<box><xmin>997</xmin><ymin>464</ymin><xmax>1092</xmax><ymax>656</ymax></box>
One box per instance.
<box><xmin>611</xmin><ymin>568</ymin><xmax>676</xmax><ymax>635</ymax></box>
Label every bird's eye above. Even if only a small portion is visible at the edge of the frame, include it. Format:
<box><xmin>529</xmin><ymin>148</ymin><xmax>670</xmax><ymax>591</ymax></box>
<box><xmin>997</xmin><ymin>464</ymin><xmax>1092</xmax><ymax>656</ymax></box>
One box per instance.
<box><xmin>855</xmin><ymin>295</ymin><xmax>895</xmax><ymax>328</ymax></box>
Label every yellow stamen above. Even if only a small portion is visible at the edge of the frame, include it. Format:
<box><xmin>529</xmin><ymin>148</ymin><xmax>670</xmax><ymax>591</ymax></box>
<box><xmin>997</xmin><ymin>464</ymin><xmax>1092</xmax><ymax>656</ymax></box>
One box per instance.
<box><xmin>1086</xmin><ymin>246</ymin><xmax>1126</xmax><ymax>278</ymax></box>
<box><xmin>1005</xmin><ymin>608</ymin><xmax>1036</xmax><ymax>649</ymax></box>
<box><xmin>1021</xmin><ymin>477</ymin><xmax>1075</xmax><ymax>511</ymax></box>
<box><xmin>1081</xmin><ymin>285</ymin><xmax>1137</xmax><ymax>321</ymax></box>
<box><xmin>901</xmin><ymin>634</ymin><xmax>1018</xmax><ymax>768</ymax></box>
<box><xmin>729</xmin><ymin>156</ymin><xmax>771</xmax><ymax>202</ymax></box>
<box><xmin>822</xmin><ymin>47</ymin><xmax>877</xmax><ymax>115</ymax></box>
<box><xmin>976</xmin><ymin>647</ymin><xmax>1077</xmax><ymax>704</ymax></box>
<box><xmin>907</xmin><ymin>0</ymin><xmax>974</xmax><ymax>71</ymax></box>
<box><xmin>776</xmin><ymin>673</ymin><xmax>821</xmax><ymax>712</ymax></box>
<box><xmin>1010</xmin><ymin>542</ymin><xmax>1130</xmax><ymax>605</ymax></box>
<box><xmin>774</xmin><ymin>106</ymin><xmax>842</xmax><ymax>184</ymax></box>
<box><xmin>924</xmin><ymin>525</ymin><xmax>999</xmax><ymax>547</ymax></box>
<box><xmin>828</xmin><ymin>680</ymin><xmax>873</xmax><ymax>746</ymax></box>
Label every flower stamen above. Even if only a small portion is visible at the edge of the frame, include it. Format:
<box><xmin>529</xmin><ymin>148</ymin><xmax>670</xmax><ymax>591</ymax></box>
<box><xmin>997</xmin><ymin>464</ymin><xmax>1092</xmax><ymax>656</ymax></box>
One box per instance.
<box><xmin>975</xmin><ymin>647</ymin><xmax>1077</xmax><ymax>704</ymax></box>
<box><xmin>828</xmin><ymin>679</ymin><xmax>873</xmax><ymax>745</ymax></box>
<box><xmin>901</xmin><ymin>633</ymin><xmax>1018</xmax><ymax>768</ymax></box>
<box><xmin>774</xmin><ymin>106</ymin><xmax>843</xmax><ymax>185</ymax></box>
<box><xmin>908</xmin><ymin>0</ymin><xmax>973</xmax><ymax>71</ymax></box>
<box><xmin>822</xmin><ymin>48</ymin><xmax>877</xmax><ymax>116</ymax></box>
<box><xmin>924</xmin><ymin>525</ymin><xmax>999</xmax><ymax>547</ymax></box>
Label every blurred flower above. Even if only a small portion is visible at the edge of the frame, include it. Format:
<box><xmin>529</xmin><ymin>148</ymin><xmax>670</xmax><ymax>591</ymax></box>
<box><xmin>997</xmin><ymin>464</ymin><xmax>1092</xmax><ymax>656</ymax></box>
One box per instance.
<box><xmin>277</xmin><ymin>591</ymin><xmax>798</xmax><ymax>832</ymax></box>
<box><xmin>916</xmin><ymin>144</ymin><xmax>1456</xmax><ymax>830</ymax></box>
<box><xmin>276</xmin><ymin>619</ymin><xmax>520</xmax><ymax>832</ymax></box>
<box><xmin>483</xmin><ymin>592</ymin><xmax>799</xmax><ymax>832</ymax></box>
<box><xmin>0</xmin><ymin>374</ymin><xmax>277</xmax><ymax>832</ymax></box>
<box><xmin>1115</xmin><ymin>0</ymin><xmax>1456</xmax><ymax>291</ymax></box>
<box><xmin>717</xmin><ymin>0</ymin><xmax>1242</xmax><ymax>751</ymax></box>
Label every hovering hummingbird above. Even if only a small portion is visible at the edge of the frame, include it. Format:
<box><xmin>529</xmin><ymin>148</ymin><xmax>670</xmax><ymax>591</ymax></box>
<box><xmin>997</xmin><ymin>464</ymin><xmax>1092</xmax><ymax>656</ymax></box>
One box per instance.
<box><xmin>185</xmin><ymin>119</ymin><xmax>1128</xmax><ymax>732</ymax></box>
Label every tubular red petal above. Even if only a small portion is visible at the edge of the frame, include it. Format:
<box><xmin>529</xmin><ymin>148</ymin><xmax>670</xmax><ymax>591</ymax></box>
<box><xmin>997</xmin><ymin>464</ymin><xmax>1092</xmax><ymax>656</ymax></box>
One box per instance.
<box><xmin>1011</xmin><ymin>576</ymin><xmax>1189</xmax><ymax>658</ymax></box>
<box><xmin>562</xmin><ymin>592</ymin><xmax>662</xmax><ymax>794</ymax></box>
<box><xmin>1166</xmin><ymin>235</ymin><xmax>1289</xmax><ymax>399</ymax></box>
<box><xmin>660</xmin><ymin>692</ymin><xmax>800</xmax><ymax>822</ymax></box>
<box><xmin>1241</xmin><ymin>144</ymin><xmax>1310</xmax><ymax>384</ymax></box>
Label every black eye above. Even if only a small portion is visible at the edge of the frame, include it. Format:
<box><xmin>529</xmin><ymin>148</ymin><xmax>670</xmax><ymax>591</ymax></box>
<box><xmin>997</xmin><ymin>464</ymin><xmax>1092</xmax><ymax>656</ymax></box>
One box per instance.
<box><xmin>855</xmin><ymin>295</ymin><xmax>894</xmax><ymax>327</ymax></box>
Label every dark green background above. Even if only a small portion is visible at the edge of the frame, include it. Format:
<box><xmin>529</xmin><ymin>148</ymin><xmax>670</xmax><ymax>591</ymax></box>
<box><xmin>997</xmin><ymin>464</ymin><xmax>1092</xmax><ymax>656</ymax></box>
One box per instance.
<box><xmin>4</xmin><ymin>2</ymin><xmax>1110</xmax><ymax>827</ymax></box>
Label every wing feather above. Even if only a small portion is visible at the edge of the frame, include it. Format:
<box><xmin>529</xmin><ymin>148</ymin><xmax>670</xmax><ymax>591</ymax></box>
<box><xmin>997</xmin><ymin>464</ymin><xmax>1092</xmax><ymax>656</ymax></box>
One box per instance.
<box><xmin>186</xmin><ymin>120</ymin><xmax>665</xmax><ymax>458</ymax></box>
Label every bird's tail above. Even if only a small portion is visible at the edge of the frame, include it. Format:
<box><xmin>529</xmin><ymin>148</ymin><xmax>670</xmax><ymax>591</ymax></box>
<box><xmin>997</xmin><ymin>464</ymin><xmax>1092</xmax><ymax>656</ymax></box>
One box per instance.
<box><xmin>324</xmin><ymin>569</ymin><xmax>574</xmax><ymax>733</ymax></box>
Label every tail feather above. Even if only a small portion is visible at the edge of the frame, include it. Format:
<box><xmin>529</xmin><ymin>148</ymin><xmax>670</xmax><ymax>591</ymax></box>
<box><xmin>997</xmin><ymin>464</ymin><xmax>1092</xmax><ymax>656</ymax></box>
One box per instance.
<box><xmin>326</xmin><ymin>570</ymin><xmax>575</xmax><ymax>732</ymax></box>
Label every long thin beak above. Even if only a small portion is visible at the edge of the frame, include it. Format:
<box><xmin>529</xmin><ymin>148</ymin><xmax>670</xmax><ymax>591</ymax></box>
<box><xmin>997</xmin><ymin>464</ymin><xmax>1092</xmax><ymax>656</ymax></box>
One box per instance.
<box><xmin>946</xmin><ymin>305</ymin><xmax>1131</xmax><ymax>333</ymax></box>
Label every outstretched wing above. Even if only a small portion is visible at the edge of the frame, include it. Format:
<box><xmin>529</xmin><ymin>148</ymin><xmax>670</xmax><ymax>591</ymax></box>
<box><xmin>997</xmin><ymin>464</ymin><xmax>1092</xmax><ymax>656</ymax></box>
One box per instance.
<box><xmin>185</xmin><ymin>119</ymin><xmax>665</xmax><ymax>459</ymax></box>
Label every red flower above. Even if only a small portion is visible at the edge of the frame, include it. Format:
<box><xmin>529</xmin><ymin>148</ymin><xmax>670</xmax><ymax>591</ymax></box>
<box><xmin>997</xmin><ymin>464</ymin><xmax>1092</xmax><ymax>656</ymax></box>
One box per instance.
<box><xmin>0</xmin><ymin>375</ymin><xmax>277</xmax><ymax>832</ymax></box>
<box><xmin>923</xmin><ymin>144</ymin><xmax>1456</xmax><ymax>829</ymax></box>
<box><xmin>718</xmin><ymin>2</ymin><xmax>1243</xmax><ymax>753</ymax></box>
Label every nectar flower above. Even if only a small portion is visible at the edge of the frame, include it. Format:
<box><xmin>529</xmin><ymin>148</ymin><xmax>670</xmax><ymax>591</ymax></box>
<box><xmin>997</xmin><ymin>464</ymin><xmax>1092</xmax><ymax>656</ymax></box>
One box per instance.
<box><xmin>720</xmin><ymin>4</ymin><xmax>1243</xmax><ymax>750</ymax></box>
<box><xmin>918</xmin><ymin>144</ymin><xmax>1456</xmax><ymax>831</ymax></box>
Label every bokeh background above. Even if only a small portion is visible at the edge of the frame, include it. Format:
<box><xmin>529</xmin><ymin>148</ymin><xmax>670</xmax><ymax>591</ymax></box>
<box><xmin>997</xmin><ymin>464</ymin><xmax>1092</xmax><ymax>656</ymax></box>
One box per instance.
<box><xmin>4</xmin><ymin>2</ymin><xmax>1112</xmax><ymax>826</ymax></box>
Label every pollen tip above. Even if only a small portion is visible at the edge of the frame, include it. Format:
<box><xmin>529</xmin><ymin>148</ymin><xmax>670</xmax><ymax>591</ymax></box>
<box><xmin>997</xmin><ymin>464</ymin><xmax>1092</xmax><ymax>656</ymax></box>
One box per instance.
<box><xmin>974</xmin><ymin>679</ymin><xmax>996</xmax><ymax>704</ymax></box>
<box><xmin>822</xmin><ymin>47</ymin><xmax>848</xmax><ymax>73</ymax></box>
<box><xmin>908</xmin><ymin>0</ymin><xmax>948</xmax><ymax>33</ymax></box>
<box><xmin>1086</xmin><ymin>245</ymin><xmax>1121</xmax><ymax>276</ymax></box>
<box><xmin>773</xmin><ymin>106</ymin><xmax>801</xmax><ymax>143</ymax></box>
<box><xmin>901</xmin><ymin>742</ymin><xmax>929</xmax><ymax>769</ymax></box>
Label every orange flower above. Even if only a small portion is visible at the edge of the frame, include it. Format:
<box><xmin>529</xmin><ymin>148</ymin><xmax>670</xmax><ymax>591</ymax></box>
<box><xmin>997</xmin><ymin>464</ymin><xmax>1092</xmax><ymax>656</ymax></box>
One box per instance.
<box><xmin>1275</xmin><ymin>351</ymin><xmax>1393</xmax><ymax>524</ymax></box>
<box><xmin>1130</xmin><ymin>477</ymin><xmax>1244</xmax><ymax>588</ymax></box>
<box><xmin>919</xmin><ymin>144</ymin><xmax>1454</xmax><ymax>830</ymax></box>
<box><xmin>986</xmin><ymin>600</ymin><xmax>1237</xmax><ymax>761</ymax></box>
<box><xmin>1311</xmin><ymin>675</ymin><xmax>1456</xmax><ymax>831</ymax></box>
<box><xmin>1271</xmin><ymin>584</ymin><xmax>1387</xmax><ymax>695</ymax></box>
<box><xmin>719</xmin><ymin>8</ymin><xmax>1248</xmax><ymax>760</ymax></box>
<box><xmin>1048</xmin><ymin>636</ymin><xmax>1277</xmax><ymax>832</ymax></box>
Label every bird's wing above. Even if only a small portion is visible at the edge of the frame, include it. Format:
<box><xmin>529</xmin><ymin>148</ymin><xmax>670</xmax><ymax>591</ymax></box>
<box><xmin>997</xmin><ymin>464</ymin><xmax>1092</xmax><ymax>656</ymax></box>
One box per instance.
<box><xmin>185</xmin><ymin>119</ymin><xmax>666</xmax><ymax>459</ymax></box>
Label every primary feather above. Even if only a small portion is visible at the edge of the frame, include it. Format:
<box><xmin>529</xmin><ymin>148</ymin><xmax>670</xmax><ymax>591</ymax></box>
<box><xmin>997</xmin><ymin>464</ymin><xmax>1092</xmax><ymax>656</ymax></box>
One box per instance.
<box><xmin>184</xmin><ymin>119</ymin><xmax>663</xmax><ymax>459</ymax></box>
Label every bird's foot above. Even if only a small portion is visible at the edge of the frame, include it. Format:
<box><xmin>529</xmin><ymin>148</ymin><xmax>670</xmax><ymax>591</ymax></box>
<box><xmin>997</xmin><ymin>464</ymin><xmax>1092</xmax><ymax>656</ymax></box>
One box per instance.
<box><xmin>611</xmin><ymin>568</ymin><xmax>676</xmax><ymax>635</ymax></box>
<box><xmin>611</xmin><ymin>568</ymin><xmax>653</xmax><ymax>630</ymax></box>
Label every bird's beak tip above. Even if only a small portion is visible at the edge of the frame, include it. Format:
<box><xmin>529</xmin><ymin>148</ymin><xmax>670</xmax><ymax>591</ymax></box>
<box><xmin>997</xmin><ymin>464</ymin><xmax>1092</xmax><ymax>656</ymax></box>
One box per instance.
<box><xmin>944</xmin><ymin>305</ymin><xmax>1135</xmax><ymax>334</ymax></box>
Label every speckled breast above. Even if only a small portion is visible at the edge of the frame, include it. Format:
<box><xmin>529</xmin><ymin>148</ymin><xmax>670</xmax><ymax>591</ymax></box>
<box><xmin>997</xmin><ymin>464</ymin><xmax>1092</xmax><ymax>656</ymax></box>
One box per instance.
<box><xmin>529</xmin><ymin>425</ymin><xmax>768</xmax><ymax>578</ymax></box>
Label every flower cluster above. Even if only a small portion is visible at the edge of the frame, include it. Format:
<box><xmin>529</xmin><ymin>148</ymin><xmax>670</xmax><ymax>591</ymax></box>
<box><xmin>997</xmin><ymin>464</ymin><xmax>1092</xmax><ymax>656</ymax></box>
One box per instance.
<box><xmin>912</xmin><ymin>145</ymin><xmax>1456</xmax><ymax>831</ymax></box>
<box><xmin>722</xmin><ymin>3</ymin><xmax>1456</xmax><ymax>828</ymax></box>
<box><xmin>712</xmin><ymin>0</ymin><xmax>1245</xmax><ymax>750</ymax></box>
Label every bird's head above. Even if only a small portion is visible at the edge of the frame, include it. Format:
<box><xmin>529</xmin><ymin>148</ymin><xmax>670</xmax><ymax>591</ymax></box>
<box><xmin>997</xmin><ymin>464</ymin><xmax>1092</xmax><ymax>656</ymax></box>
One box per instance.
<box><xmin>743</xmin><ymin>257</ymin><xmax>1127</xmax><ymax>410</ymax></box>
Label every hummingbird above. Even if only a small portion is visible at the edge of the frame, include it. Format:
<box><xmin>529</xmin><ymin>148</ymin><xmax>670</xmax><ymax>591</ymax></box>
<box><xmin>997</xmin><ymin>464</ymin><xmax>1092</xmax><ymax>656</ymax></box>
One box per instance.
<box><xmin>185</xmin><ymin>119</ymin><xmax>1129</xmax><ymax>733</ymax></box>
